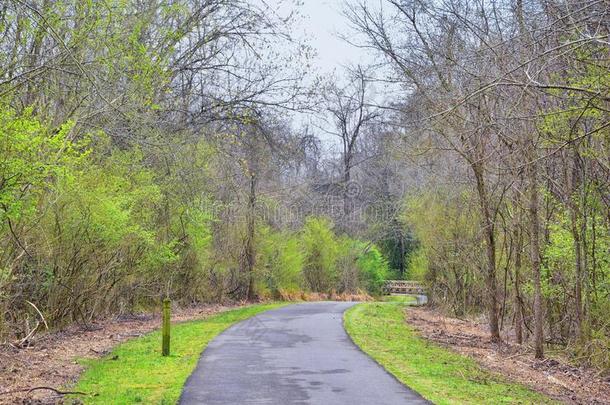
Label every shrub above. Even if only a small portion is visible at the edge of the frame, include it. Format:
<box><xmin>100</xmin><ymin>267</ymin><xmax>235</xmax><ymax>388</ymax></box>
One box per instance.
<box><xmin>255</xmin><ymin>226</ymin><xmax>303</xmax><ymax>298</ymax></box>
<box><xmin>355</xmin><ymin>244</ymin><xmax>389</xmax><ymax>296</ymax></box>
<box><xmin>301</xmin><ymin>217</ymin><xmax>338</xmax><ymax>292</ymax></box>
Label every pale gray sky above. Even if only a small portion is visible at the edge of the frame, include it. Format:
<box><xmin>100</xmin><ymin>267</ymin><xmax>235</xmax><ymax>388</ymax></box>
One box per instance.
<box><xmin>270</xmin><ymin>0</ymin><xmax>372</xmax><ymax>77</ymax></box>
<box><xmin>266</xmin><ymin>0</ymin><xmax>380</xmax><ymax>153</ymax></box>
<box><xmin>297</xmin><ymin>1</ymin><xmax>368</xmax><ymax>75</ymax></box>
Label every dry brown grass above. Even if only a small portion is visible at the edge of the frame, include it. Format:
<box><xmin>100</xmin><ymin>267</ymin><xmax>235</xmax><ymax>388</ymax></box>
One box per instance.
<box><xmin>276</xmin><ymin>289</ymin><xmax>373</xmax><ymax>302</ymax></box>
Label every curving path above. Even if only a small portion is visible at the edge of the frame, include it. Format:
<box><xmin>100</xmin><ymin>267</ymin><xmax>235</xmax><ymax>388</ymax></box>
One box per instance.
<box><xmin>179</xmin><ymin>302</ymin><xmax>429</xmax><ymax>404</ymax></box>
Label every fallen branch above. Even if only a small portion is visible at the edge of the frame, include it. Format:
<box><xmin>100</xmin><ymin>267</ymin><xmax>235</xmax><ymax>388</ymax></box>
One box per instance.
<box><xmin>27</xmin><ymin>386</ymin><xmax>89</xmax><ymax>396</ymax></box>
<box><xmin>0</xmin><ymin>386</ymin><xmax>89</xmax><ymax>397</ymax></box>
<box><xmin>16</xmin><ymin>321</ymin><xmax>40</xmax><ymax>348</ymax></box>
<box><xmin>12</xmin><ymin>301</ymin><xmax>50</xmax><ymax>348</ymax></box>
<box><xmin>25</xmin><ymin>300</ymin><xmax>49</xmax><ymax>330</ymax></box>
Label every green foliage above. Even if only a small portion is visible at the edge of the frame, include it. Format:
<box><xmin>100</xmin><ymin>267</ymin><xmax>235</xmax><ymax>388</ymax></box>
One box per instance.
<box><xmin>405</xmin><ymin>248</ymin><xmax>427</xmax><ymax>282</ymax></box>
<box><xmin>541</xmin><ymin>220</ymin><xmax>575</xmax><ymax>301</ymax></box>
<box><xmin>37</xmin><ymin>137</ymin><xmax>176</xmax><ymax>323</ymax></box>
<box><xmin>376</xmin><ymin>229</ymin><xmax>418</xmax><ymax>277</ymax></box>
<box><xmin>0</xmin><ymin>107</ymin><xmax>222</xmax><ymax>331</ymax></box>
<box><xmin>540</xmin><ymin>194</ymin><xmax>610</xmax><ymax>368</ymax></box>
<box><xmin>301</xmin><ymin>217</ymin><xmax>339</xmax><ymax>292</ymax></box>
<box><xmin>0</xmin><ymin>0</ymin><xmax>397</xmax><ymax>342</ymax></box>
<box><xmin>353</xmin><ymin>242</ymin><xmax>389</xmax><ymax>296</ymax></box>
<box><xmin>0</xmin><ymin>106</ymin><xmax>79</xmax><ymax>224</ymax></box>
<box><xmin>532</xmin><ymin>41</ymin><xmax>610</xmax><ymax>366</ymax></box>
<box><xmin>403</xmin><ymin>190</ymin><xmax>484</xmax><ymax>315</ymax></box>
<box><xmin>0</xmin><ymin>106</ymin><xmax>88</xmax><ymax>328</ymax></box>
<box><xmin>255</xmin><ymin>226</ymin><xmax>304</xmax><ymax>298</ymax></box>
<box><xmin>250</xmin><ymin>219</ymin><xmax>393</xmax><ymax>298</ymax></box>
<box><xmin>297</xmin><ymin>218</ymin><xmax>389</xmax><ymax>296</ymax></box>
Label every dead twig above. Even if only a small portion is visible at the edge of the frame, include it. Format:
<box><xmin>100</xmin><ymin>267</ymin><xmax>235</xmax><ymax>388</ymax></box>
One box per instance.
<box><xmin>26</xmin><ymin>386</ymin><xmax>89</xmax><ymax>397</ymax></box>
<box><xmin>16</xmin><ymin>321</ymin><xmax>40</xmax><ymax>348</ymax></box>
<box><xmin>25</xmin><ymin>300</ymin><xmax>49</xmax><ymax>330</ymax></box>
<box><xmin>0</xmin><ymin>386</ymin><xmax>89</xmax><ymax>397</ymax></box>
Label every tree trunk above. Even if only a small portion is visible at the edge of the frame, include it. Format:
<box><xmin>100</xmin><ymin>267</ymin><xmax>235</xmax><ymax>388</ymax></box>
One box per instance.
<box><xmin>566</xmin><ymin>148</ymin><xmax>583</xmax><ymax>339</ymax></box>
<box><xmin>514</xmin><ymin>224</ymin><xmax>523</xmax><ymax>345</ymax></box>
<box><xmin>343</xmin><ymin>158</ymin><xmax>352</xmax><ymax>220</ymax></box>
<box><xmin>570</xmin><ymin>205</ymin><xmax>583</xmax><ymax>339</ymax></box>
<box><xmin>399</xmin><ymin>230</ymin><xmax>405</xmax><ymax>277</ymax></box>
<box><xmin>245</xmin><ymin>172</ymin><xmax>257</xmax><ymax>300</ymax></box>
<box><xmin>528</xmin><ymin>155</ymin><xmax>544</xmax><ymax>359</ymax></box>
<box><xmin>472</xmin><ymin>163</ymin><xmax>501</xmax><ymax>343</ymax></box>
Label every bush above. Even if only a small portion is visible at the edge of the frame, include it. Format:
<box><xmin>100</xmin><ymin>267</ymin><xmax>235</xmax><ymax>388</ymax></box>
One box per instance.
<box><xmin>403</xmin><ymin>189</ymin><xmax>485</xmax><ymax>315</ymax></box>
<box><xmin>0</xmin><ymin>105</ymin><xmax>395</xmax><ymax>337</ymax></box>
<box><xmin>355</xmin><ymin>244</ymin><xmax>389</xmax><ymax>296</ymax></box>
<box><xmin>38</xmin><ymin>143</ymin><xmax>172</xmax><ymax>324</ymax></box>
<box><xmin>406</xmin><ymin>248</ymin><xmax>427</xmax><ymax>282</ymax></box>
<box><xmin>299</xmin><ymin>217</ymin><xmax>391</xmax><ymax>296</ymax></box>
<box><xmin>255</xmin><ymin>226</ymin><xmax>303</xmax><ymax>298</ymax></box>
<box><xmin>301</xmin><ymin>217</ymin><xmax>338</xmax><ymax>292</ymax></box>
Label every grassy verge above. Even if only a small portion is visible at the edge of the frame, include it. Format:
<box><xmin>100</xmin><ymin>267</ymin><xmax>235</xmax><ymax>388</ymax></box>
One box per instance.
<box><xmin>382</xmin><ymin>295</ymin><xmax>417</xmax><ymax>304</ymax></box>
<box><xmin>344</xmin><ymin>302</ymin><xmax>557</xmax><ymax>405</ymax></box>
<box><xmin>71</xmin><ymin>303</ymin><xmax>285</xmax><ymax>404</ymax></box>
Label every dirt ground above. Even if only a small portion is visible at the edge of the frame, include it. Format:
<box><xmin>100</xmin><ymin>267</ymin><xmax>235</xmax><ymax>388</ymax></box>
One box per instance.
<box><xmin>0</xmin><ymin>303</ymin><xmax>239</xmax><ymax>404</ymax></box>
<box><xmin>406</xmin><ymin>306</ymin><xmax>610</xmax><ymax>405</ymax></box>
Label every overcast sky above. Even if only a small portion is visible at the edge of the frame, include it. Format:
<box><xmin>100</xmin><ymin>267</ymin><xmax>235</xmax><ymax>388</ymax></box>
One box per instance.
<box><xmin>294</xmin><ymin>1</ymin><xmax>369</xmax><ymax>75</ymax></box>
<box><xmin>266</xmin><ymin>1</ymin><xmax>374</xmax><ymax>150</ymax></box>
<box><xmin>266</xmin><ymin>0</ymin><xmax>376</xmax><ymax>78</ymax></box>
<box><xmin>261</xmin><ymin>0</ymin><xmax>392</xmax><ymax>156</ymax></box>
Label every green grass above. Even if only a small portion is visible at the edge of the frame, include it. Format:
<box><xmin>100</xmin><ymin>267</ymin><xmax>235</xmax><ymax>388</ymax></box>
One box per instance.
<box><xmin>382</xmin><ymin>294</ymin><xmax>417</xmax><ymax>304</ymax></box>
<box><xmin>344</xmin><ymin>302</ymin><xmax>557</xmax><ymax>405</ymax></box>
<box><xmin>71</xmin><ymin>303</ymin><xmax>285</xmax><ymax>404</ymax></box>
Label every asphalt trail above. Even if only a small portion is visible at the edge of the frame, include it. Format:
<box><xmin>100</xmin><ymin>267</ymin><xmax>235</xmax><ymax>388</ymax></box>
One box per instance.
<box><xmin>180</xmin><ymin>302</ymin><xmax>429</xmax><ymax>404</ymax></box>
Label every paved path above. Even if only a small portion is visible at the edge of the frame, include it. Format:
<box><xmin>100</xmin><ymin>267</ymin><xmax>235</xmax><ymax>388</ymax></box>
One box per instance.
<box><xmin>180</xmin><ymin>302</ymin><xmax>429</xmax><ymax>404</ymax></box>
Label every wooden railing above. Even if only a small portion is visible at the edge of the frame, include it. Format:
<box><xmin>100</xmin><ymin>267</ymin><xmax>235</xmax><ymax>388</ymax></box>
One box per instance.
<box><xmin>383</xmin><ymin>280</ymin><xmax>426</xmax><ymax>295</ymax></box>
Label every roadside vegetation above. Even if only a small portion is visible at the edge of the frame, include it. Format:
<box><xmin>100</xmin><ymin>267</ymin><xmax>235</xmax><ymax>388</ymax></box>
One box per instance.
<box><xmin>382</xmin><ymin>295</ymin><xmax>416</xmax><ymax>304</ymax></box>
<box><xmin>344</xmin><ymin>302</ymin><xmax>557</xmax><ymax>405</ymax></box>
<box><xmin>1</xmin><ymin>0</ymin><xmax>607</xmax><ymax>393</ymax></box>
<box><xmin>1</xmin><ymin>109</ymin><xmax>389</xmax><ymax>338</ymax></box>
<box><xmin>70</xmin><ymin>304</ymin><xmax>284</xmax><ymax>404</ymax></box>
<box><xmin>379</xmin><ymin>1</ymin><xmax>610</xmax><ymax>367</ymax></box>
<box><xmin>1</xmin><ymin>2</ymin><xmax>393</xmax><ymax>344</ymax></box>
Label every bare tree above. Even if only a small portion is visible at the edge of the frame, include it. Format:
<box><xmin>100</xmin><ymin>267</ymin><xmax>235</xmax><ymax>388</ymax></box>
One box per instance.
<box><xmin>323</xmin><ymin>66</ymin><xmax>380</xmax><ymax>226</ymax></box>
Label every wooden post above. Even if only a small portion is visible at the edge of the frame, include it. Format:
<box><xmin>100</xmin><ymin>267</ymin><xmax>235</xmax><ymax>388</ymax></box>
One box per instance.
<box><xmin>162</xmin><ymin>298</ymin><xmax>170</xmax><ymax>356</ymax></box>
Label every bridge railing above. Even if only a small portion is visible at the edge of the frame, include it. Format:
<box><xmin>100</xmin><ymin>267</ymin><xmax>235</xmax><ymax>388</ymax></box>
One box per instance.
<box><xmin>383</xmin><ymin>280</ymin><xmax>426</xmax><ymax>295</ymax></box>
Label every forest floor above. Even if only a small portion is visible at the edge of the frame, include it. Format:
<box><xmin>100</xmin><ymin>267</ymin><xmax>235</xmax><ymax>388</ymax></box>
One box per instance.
<box><xmin>0</xmin><ymin>303</ymin><xmax>241</xmax><ymax>404</ymax></box>
<box><xmin>407</xmin><ymin>306</ymin><xmax>610</xmax><ymax>404</ymax></box>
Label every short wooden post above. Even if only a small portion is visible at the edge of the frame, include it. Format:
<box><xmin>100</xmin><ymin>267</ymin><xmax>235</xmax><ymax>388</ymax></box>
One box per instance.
<box><xmin>162</xmin><ymin>298</ymin><xmax>170</xmax><ymax>356</ymax></box>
